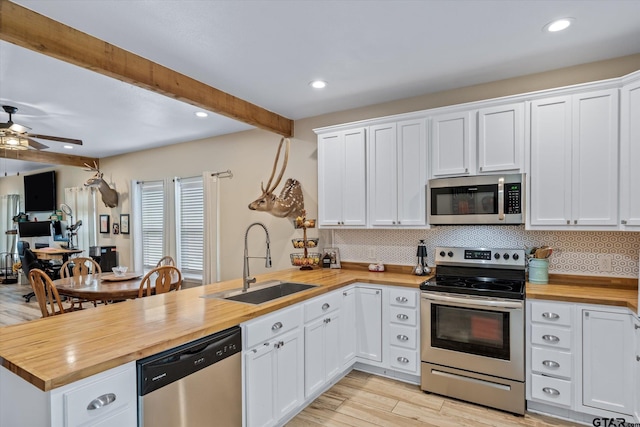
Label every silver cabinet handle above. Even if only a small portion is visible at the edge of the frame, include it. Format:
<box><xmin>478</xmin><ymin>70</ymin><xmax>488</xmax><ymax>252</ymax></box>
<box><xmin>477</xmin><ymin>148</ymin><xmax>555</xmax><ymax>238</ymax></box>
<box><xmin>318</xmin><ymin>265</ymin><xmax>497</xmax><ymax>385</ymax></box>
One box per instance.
<box><xmin>396</xmin><ymin>296</ymin><xmax>408</xmax><ymax>303</ymax></box>
<box><xmin>397</xmin><ymin>357</ymin><xmax>409</xmax><ymax>364</ymax></box>
<box><xmin>542</xmin><ymin>334</ymin><xmax>559</xmax><ymax>343</ymax></box>
<box><xmin>497</xmin><ymin>177</ymin><xmax>504</xmax><ymax>220</ymax></box>
<box><xmin>322</xmin><ymin>303</ymin><xmax>330</xmax><ymax>311</ymax></box>
<box><xmin>87</xmin><ymin>393</ymin><xmax>116</xmax><ymax>411</ymax></box>
<box><xmin>542</xmin><ymin>312</ymin><xmax>559</xmax><ymax>320</ymax></box>
<box><xmin>397</xmin><ymin>314</ymin><xmax>409</xmax><ymax>321</ymax></box>
<box><xmin>542</xmin><ymin>387</ymin><xmax>560</xmax><ymax>396</ymax></box>
<box><xmin>635</xmin><ymin>323</ymin><xmax>640</xmax><ymax>330</ymax></box>
<box><xmin>272</xmin><ymin>322</ymin><xmax>283</xmax><ymax>331</ymax></box>
<box><xmin>622</xmin><ymin>220</ymin><xmax>628</xmax><ymax>225</ymax></box>
<box><xmin>542</xmin><ymin>360</ymin><xmax>560</xmax><ymax>368</ymax></box>
<box><xmin>636</xmin><ymin>355</ymin><xmax>640</xmax><ymax>362</ymax></box>
<box><xmin>397</xmin><ymin>334</ymin><xmax>409</xmax><ymax>341</ymax></box>
<box><xmin>323</xmin><ymin>318</ymin><xmax>331</xmax><ymax>324</ymax></box>
<box><xmin>343</xmin><ymin>292</ymin><xmax>347</xmax><ymax>296</ymax></box>
<box><xmin>274</xmin><ymin>340</ymin><xmax>285</xmax><ymax>349</ymax></box>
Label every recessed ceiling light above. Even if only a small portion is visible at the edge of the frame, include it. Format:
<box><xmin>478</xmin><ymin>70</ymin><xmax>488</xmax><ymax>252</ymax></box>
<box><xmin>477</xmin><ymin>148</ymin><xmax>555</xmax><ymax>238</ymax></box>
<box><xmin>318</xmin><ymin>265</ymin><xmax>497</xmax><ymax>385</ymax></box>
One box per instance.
<box><xmin>63</xmin><ymin>145</ymin><xmax>73</xmax><ymax>149</ymax></box>
<box><xmin>195</xmin><ymin>111</ymin><xmax>208</xmax><ymax>118</ymax></box>
<box><xmin>309</xmin><ymin>80</ymin><xmax>327</xmax><ymax>89</ymax></box>
<box><xmin>544</xmin><ymin>18</ymin><xmax>574</xmax><ymax>32</ymax></box>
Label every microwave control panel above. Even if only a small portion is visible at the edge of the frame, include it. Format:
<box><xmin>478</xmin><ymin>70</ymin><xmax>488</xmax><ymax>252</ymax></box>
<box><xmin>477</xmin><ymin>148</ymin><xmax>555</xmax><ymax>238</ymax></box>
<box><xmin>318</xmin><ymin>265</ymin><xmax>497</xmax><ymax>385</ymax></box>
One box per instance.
<box><xmin>504</xmin><ymin>183</ymin><xmax>521</xmax><ymax>214</ymax></box>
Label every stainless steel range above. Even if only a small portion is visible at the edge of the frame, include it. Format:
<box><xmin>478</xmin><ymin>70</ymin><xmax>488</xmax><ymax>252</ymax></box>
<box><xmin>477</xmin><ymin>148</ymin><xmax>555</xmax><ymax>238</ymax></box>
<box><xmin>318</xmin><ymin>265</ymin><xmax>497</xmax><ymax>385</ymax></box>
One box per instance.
<box><xmin>420</xmin><ymin>246</ymin><xmax>526</xmax><ymax>415</ymax></box>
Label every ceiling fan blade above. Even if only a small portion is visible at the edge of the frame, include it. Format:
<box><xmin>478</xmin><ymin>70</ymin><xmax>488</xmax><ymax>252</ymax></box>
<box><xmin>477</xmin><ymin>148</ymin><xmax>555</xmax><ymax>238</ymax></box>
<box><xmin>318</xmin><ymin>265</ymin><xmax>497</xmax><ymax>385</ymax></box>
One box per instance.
<box><xmin>26</xmin><ymin>137</ymin><xmax>49</xmax><ymax>150</ymax></box>
<box><xmin>0</xmin><ymin>122</ymin><xmax>31</xmax><ymax>133</ymax></box>
<box><xmin>28</xmin><ymin>134</ymin><xmax>83</xmax><ymax>145</ymax></box>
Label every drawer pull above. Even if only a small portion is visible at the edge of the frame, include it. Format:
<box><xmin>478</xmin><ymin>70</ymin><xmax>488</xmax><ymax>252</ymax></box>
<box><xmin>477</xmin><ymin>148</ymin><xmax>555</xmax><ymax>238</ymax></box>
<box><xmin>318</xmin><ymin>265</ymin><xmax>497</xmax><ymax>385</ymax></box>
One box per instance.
<box><xmin>397</xmin><ymin>357</ymin><xmax>409</xmax><ymax>364</ymax></box>
<box><xmin>397</xmin><ymin>334</ymin><xmax>409</xmax><ymax>341</ymax></box>
<box><xmin>322</xmin><ymin>303</ymin><xmax>330</xmax><ymax>311</ymax></box>
<box><xmin>324</xmin><ymin>318</ymin><xmax>331</xmax><ymax>324</ymax></box>
<box><xmin>396</xmin><ymin>296</ymin><xmax>409</xmax><ymax>303</ymax></box>
<box><xmin>542</xmin><ymin>360</ymin><xmax>560</xmax><ymax>368</ymax></box>
<box><xmin>542</xmin><ymin>387</ymin><xmax>560</xmax><ymax>396</ymax></box>
<box><xmin>271</xmin><ymin>322</ymin><xmax>283</xmax><ymax>331</ymax></box>
<box><xmin>542</xmin><ymin>334</ymin><xmax>559</xmax><ymax>343</ymax></box>
<box><xmin>542</xmin><ymin>312</ymin><xmax>559</xmax><ymax>320</ymax></box>
<box><xmin>397</xmin><ymin>314</ymin><xmax>409</xmax><ymax>321</ymax></box>
<box><xmin>274</xmin><ymin>340</ymin><xmax>285</xmax><ymax>349</ymax></box>
<box><xmin>87</xmin><ymin>393</ymin><xmax>116</xmax><ymax>411</ymax></box>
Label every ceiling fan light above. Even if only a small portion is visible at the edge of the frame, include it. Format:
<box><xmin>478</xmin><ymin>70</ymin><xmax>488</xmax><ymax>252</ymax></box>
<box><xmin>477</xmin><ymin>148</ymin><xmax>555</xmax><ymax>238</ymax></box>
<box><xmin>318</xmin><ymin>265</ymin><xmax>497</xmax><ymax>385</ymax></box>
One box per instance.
<box><xmin>0</xmin><ymin>135</ymin><xmax>29</xmax><ymax>150</ymax></box>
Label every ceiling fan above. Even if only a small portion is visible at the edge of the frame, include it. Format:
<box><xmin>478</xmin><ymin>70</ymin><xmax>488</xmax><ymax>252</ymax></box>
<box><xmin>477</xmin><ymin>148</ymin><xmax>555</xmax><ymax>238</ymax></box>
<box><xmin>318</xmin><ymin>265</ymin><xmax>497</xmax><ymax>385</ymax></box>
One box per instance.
<box><xmin>0</xmin><ymin>105</ymin><xmax>83</xmax><ymax>150</ymax></box>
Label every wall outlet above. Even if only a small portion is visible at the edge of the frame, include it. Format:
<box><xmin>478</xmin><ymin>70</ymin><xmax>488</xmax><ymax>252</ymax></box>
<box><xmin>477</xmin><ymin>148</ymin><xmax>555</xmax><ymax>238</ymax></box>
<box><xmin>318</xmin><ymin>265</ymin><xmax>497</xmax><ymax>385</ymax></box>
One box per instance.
<box><xmin>367</xmin><ymin>247</ymin><xmax>376</xmax><ymax>260</ymax></box>
<box><xmin>598</xmin><ymin>254</ymin><xmax>612</xmax><ymax>272</ymax></box>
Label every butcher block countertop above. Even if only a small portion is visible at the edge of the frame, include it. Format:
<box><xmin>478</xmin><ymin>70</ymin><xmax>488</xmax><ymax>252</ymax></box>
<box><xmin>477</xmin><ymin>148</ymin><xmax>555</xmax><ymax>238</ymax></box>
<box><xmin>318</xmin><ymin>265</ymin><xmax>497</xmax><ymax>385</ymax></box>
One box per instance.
<box><xmin>1</xmin><ymin>264</ymin><xmax>636</xmax><ymax>392</ymax></box>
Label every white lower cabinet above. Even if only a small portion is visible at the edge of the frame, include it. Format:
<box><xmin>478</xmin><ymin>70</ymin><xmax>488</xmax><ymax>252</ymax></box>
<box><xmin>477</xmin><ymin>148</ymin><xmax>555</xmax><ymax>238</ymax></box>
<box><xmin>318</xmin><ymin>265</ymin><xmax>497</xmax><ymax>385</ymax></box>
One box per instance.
<box><xmin>355</xmin><ymin>286</ymin><xmax>383</xmax><ymax>362</ymax></box>
<box><xmin>244</xmin><ymin>305</ymin><xmax>304</xmax><ymax>427</ymax></box>
<box><xmin>340</xmin><ymin>287</ymin><xmax>357</xmax><ymax>367</ymax></box>
<box><xmin>387</xmin><ymin>287</ymin><xmax>420</xmax><ymax>375</ymax></box>
<box><xmin>0</xmin><ymin>361</ymin><xmax>136</xmax><ymax>427</ymax></box>
<box><xmin>527</xmin><ymin>300</ymin><xmax>637</xmax><ymax>423</ymax></box>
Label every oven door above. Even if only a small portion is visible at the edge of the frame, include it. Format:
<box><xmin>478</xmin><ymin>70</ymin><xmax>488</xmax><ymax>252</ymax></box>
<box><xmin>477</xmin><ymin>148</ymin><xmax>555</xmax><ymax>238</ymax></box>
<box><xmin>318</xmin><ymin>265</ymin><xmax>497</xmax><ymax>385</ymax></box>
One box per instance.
<box><xmin>420</xmin><ymin>292</ymin><xmax>524</xmax><ymax>381</ymax></box>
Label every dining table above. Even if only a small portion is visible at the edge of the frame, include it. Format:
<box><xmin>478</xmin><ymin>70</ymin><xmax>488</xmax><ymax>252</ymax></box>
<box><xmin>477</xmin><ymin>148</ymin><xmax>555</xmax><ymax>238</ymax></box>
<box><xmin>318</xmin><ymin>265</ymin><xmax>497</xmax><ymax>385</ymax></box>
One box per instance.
<box><xmin>53</xmin><ymin>272</ymin><xmax>150</xmax><ymax>302</ymax></box>
<box><xmin>32</xmin><ymin>247</ymin><xmax>83</xmax><ymax>263</ymax></box>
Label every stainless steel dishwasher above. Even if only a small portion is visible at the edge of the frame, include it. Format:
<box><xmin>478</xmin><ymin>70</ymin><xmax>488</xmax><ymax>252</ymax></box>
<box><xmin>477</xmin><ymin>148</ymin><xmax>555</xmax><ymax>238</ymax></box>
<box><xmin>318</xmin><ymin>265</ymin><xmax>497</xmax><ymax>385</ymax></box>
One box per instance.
<box><xmin>137</xmin><ymin>326</ymin><xmax>242</xmax><ymax>426</ymax></box>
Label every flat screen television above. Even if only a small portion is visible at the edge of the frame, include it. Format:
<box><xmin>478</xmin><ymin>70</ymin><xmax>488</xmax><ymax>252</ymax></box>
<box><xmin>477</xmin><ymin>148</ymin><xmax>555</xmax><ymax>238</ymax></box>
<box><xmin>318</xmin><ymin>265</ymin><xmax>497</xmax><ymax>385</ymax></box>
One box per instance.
<box><xmin>24</xmin><ymin>171</ymin><xmax>56</xmax><ymax>212</ymax></box>
<box><xmin>18</xmin><ymin>221</ymin><xmax>52</xmax><ymax>238</ymax></box>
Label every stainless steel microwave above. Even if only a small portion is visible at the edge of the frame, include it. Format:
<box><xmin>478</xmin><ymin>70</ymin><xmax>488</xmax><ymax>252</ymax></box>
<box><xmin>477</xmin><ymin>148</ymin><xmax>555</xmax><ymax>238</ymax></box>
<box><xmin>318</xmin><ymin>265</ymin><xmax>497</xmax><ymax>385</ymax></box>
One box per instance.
<box><xmin>428</xmin><ymin>173</ymin><xmax>525</xmax><ymax>225</ymax></box>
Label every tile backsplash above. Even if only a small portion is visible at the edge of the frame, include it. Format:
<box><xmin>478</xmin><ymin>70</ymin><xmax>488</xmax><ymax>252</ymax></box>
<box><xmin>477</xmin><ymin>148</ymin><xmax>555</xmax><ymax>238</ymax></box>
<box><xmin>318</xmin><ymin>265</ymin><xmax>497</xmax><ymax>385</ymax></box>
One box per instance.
<box><xmin>324</xmin><ymin>226</ymin><xmax>640</xmax><ymax>278</ymax></box>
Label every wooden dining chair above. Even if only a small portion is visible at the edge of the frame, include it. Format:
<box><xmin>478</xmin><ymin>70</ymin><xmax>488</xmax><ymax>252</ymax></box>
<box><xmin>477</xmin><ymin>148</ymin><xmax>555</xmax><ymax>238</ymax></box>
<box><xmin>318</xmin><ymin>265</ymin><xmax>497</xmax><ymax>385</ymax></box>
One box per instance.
<box><xmin>28</xmin><ymin>268</ymin><xmax>77</xmax><ymax>318</ymax></box>
<box><xmin>61</xmin><ymin>257</ymin><xmax>102</xmax><ymax>278</ymax></box>
<box><xmin>138</xmin><ymin>265</ymin><xmax>182</xmax><ymax>298</ymax></box>
<box><xmin>156</xmin><ymin>256</ymin><xmax>176</xmax><ymax>267</ymax></box>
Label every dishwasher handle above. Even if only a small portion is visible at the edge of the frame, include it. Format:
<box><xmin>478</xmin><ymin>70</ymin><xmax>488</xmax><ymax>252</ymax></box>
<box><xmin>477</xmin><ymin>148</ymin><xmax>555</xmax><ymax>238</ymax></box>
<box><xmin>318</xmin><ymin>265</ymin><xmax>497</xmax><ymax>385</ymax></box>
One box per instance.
<box><xmin>137</xmin><ymin>326</ymin><xmax>242</xmax><ymax>396</ymax></box>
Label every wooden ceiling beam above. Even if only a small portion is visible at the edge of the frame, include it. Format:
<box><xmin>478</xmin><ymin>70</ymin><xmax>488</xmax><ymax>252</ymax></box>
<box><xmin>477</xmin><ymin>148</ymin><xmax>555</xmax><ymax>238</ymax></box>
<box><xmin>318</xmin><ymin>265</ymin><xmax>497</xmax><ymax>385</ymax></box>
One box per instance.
<box><xmin>0</xmin><ymin>0</ymin><xmax>293</xmax><ymax>138</ymax></box>
<box><xmin>0</xmin><ymin>148</ymin><xmax>99</xmax><ymax>169</ymax></box>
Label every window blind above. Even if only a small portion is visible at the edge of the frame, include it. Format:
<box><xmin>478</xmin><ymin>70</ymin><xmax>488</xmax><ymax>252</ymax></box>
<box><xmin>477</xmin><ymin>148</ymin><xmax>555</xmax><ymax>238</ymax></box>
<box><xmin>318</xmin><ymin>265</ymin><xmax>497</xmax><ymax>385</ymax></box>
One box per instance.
<box><xmin>140</xmin><ymin>180</ymin><xmax>165</xmax><ymax>269</ymax></box>
<box><xmin>176</xmin><ymin>176</ymin><xmax>204</xmax><ymax>277</ymax></box>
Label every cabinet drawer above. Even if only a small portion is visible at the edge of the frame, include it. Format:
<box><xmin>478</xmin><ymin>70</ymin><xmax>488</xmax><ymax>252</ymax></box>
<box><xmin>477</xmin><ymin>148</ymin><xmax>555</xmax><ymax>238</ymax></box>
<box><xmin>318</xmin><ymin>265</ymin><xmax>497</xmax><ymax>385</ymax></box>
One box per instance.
<box><xmin>530</xmin><ymin>374</ymin><xmax>571</xmax><ymax>407</ymax></box>
<box><xmin>389</xmin><ymin>306</ymin><xmax>417</xmax><ymax>326</ymax></box>
<box><xmin>389</xmin><ymin>347</ymin><xmax>418</xmax><ymax>373</ymax></box>
<box><xmin>245</xmin><ymin>305</ymin><xmax>303</xmax><ymax>348</ymax></box>
<box><xmin>389</xmin><ymin>324</ymin><xmax>418</xmax><ymax>350</ymax></box>
<box><xmin>530</xmin><ymin>301</ymin><xmax>572</xmax><ymax>327</ymax></box>
<box><xmin>531</xmin><ymin>347</ymin><xmax>572</xmax><ymax>379</ymax></box>
<box><xmin>531</xmin><ymin>324</ymin><xmax>572</xmax><ymax>350</ymax></box>
<box><xmin>304</xmin><ymin>291</ymin><xmax>341</xmax><ymax>322</ymax></box>
<box><xmin>63</xmin><ymin>364</ymin><xmax>136</xmax><ymax>426</ymax></box>
<box><xmin>389</xmin><ymin>288</ymin><xmax>417</xmax><ymax>308</ymax></box>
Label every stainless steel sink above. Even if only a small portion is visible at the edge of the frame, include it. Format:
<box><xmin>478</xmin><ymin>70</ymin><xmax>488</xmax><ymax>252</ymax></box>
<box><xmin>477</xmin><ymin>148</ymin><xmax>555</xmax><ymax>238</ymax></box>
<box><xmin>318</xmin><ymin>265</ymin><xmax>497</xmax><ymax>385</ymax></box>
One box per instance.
<box><xmin>201</xmin><ymin>281</ymin><xmax>318</xmax><ymax>305</ymax></box>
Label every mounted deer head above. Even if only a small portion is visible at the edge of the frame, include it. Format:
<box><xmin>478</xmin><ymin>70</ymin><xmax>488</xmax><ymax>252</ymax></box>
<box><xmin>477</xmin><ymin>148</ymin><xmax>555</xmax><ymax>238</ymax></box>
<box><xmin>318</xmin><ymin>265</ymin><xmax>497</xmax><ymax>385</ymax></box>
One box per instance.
<box><xmin>84</xmin><ymin>162</ymin><xmax>119</xmax><ymax>208</ymax></box>
<box><xmin>248</xmin><ymin>137</ymin><xmax>304</xmax><ymax>219</ymax></box>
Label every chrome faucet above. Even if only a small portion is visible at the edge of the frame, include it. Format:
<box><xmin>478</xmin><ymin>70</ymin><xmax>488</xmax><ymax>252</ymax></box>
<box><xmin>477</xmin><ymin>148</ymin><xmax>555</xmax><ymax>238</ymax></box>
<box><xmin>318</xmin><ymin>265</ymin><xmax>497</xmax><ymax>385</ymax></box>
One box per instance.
<box><xmin>243</xmin><ymin>222</ymin><xmax>272</xmax><ymax>292</ymax></box>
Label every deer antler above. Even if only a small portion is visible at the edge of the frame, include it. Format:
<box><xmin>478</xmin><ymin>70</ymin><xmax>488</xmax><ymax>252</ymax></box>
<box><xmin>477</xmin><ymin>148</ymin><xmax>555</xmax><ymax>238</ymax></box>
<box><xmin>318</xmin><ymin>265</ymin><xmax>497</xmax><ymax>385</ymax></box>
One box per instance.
<box><xmin>83</xmin><ymin>161</ymin><xmax>101</xmax><ymax>173</ymax></box>
<box><xmin>262</xmin><ymin>137</ymin><xmax>290</xmax><ymax>194</ymax></box>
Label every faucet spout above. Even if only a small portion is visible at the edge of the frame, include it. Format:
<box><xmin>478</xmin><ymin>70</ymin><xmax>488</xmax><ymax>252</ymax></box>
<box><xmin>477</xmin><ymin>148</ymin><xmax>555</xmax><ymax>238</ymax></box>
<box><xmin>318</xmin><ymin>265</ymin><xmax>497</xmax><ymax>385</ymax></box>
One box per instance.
<box><xmin>243</xmin><ymin>222</ymin><xmax>272</xmax><ymax>292</ymax></box>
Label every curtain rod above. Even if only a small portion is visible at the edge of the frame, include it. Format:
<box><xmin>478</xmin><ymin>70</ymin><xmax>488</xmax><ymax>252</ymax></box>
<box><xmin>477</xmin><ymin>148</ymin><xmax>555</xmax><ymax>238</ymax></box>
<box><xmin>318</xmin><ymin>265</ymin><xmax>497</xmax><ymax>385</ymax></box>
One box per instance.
<box><xmin>211</xmin><ymin>169</ymin><xmax>233</xmax><ymax>179</ymax></box>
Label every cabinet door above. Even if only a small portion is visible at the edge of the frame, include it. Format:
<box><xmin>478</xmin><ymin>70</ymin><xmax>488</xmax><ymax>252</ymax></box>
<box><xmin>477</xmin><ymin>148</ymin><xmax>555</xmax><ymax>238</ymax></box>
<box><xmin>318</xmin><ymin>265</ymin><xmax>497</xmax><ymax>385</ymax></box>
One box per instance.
<box><xmin>318</xmin><ymin>131</ymin><xmax>345</xmax><ymax>226</ymax></box>
<box><xmin>635</xmin><ymin>317</ymin><xmax>640</xmax><ymax>420</ymax></box>
<box><xmin>304</xmin><ymin>317</ymin><xmax>326</xmax><ymax>398</ymax></box>
<box><xmin>355</xmin><ymin>287</ymin><xmax>382</xmax><ymax>362</ymax></box>
<box><xmin>275</xmin><ymin>328</ymin><xmax>304</xmax><ymax>420</ymax></box>
<box><xmin>477</xmin><ymin>102</ymin><xmax>524</xmax><ymax>174</ymax></box>
<box><xmin>529</xmin><ymin>96</ymin><xmax>573</xmax><ymax>226</ymax></box>
<box><xmin>245</xmin><ymin>344</ymin><xmax>276</xmax><ymax>427</ymax></box>
<box><xmin>342</xmin><ymin>129</ymin><xmax>367</xmax><ymax>226</ymax></box>
<box><xmin>369</xmin><ymin>123</ymin><xmax>398</xmax><ymax>226</ymax></box>
<box><xmin>396</xmin><ymin>119</ymin><xmax>427</xmax><ymax>226</ymax></box>
<box><xmin>582</xmin><ymin>309</ymin><xmax>634</xmax><ymax>415</ymax></box>
<box><xmin>430</xmin><ymin>111</ymin><xmax>472</xmax><ymax>177</ymax></box>
<box><xmin>571</xmin><ymin>89</ymin><xmax>618</xmax><ymax>226</ymax></box>
<box><xmin>620</xmin><ymin>79</ymin><xmax>640</xmax><ymax>227</ymax></box>
<box><xmin>340</xmin><ymin>288</ymin><xmax>357</xmax><ymax>367</ymax></box>
<box><xmin>324</xmin><ymin>310</ymin><xmax>342</xmax><ymax>381</ymax></box>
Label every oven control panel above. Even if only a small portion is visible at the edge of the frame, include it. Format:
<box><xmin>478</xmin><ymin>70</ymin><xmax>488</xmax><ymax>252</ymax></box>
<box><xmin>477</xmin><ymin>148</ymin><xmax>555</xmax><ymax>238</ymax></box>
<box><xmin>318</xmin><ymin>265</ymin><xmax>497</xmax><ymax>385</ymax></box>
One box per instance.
<box><xmin>435</xmin><ymin>246</ymin><xmax>525</xmax><ymax>268</ymax></box>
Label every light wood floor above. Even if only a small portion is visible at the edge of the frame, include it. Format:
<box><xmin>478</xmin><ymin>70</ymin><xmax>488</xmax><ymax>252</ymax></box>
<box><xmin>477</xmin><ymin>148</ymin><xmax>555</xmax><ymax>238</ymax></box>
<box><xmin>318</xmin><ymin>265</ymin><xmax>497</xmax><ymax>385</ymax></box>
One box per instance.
<box><xmin>287</xmin><ymin>371</ymin><xmax>580</xmax><ymax>427</ymax></box>
<box><xmin>2</xmin><ymin>283</ymin><xmax>579</xmax><ymax>426</ymax></box>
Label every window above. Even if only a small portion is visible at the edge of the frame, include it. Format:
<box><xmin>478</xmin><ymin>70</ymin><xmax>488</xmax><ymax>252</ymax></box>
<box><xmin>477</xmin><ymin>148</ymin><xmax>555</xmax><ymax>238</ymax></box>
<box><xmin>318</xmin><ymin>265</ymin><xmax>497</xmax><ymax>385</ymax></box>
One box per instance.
<box><xmin>140</xmin><ymin>180</ymin><xmax>165</xmax><ymax>269</ymax></box>
<box><xmin>175</xmin><ymin>176</ymin><xmax>204</xmax><ymax>277</ymax></box>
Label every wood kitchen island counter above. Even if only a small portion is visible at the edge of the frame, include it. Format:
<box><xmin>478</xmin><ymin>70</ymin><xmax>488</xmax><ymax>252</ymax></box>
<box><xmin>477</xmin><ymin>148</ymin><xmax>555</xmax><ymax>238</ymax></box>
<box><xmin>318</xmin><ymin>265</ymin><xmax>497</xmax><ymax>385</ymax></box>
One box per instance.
<box><xmin>0</xmin><ymin>266</ymin><xmax>425</xmax><ymax>392</ymax></box>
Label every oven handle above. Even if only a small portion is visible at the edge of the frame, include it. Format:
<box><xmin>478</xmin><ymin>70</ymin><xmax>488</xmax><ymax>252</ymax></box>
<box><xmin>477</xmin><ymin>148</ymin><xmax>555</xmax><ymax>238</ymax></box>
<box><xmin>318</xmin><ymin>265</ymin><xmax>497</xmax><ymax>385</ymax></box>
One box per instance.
<box><xmin>421</xmin><ymin>293</ymin><xmax>522</xmax><ymax>310</ymax></box>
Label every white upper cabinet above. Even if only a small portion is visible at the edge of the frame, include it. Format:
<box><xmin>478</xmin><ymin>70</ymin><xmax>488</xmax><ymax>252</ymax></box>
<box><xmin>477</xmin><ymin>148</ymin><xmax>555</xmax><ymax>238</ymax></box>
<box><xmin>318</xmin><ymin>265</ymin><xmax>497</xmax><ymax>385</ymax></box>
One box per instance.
<box><xmin>369</xmin><ymin>119</ymin><xmax>427</xmax><ymax>227</ymax></box>
<box><xmin>529</xmin><ymin>89</ymin><xmax>619</xmax><ymax>229</ymax></box>
<box><xmin>430</xmin><ymin>111</ymin><xmax>473</xmax><ymax>177</ymax></box>
<box><xmin>477</xmin><ymin>102</ymin><xmax>524</xmax><ymax>174</ymax></box>
<box><xmin>620</xmin><ymin>74</ymin><xmax>640</xmax><ymax>229</ymax></box>
<box><xmin>317</xmin><ymin>128</ymin><xmax>367</xmax><ymax>227</ymax></box>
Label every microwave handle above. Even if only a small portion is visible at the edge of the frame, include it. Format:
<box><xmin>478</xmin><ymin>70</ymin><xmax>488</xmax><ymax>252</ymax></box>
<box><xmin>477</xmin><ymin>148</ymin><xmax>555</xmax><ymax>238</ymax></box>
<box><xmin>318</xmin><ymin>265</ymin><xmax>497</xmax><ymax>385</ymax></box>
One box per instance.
<box><xmin>498</xmin><ymin>177</ymin><xmax>505</xmax><ymax>220</ymax></box>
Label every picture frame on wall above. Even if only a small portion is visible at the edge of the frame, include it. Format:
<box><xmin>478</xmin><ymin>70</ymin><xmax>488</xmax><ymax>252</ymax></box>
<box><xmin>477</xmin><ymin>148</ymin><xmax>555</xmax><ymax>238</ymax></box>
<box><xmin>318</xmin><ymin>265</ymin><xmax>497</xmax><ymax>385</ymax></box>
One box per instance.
<box><xmin>323</xmin><ymin>247</ymin><xmax>341</xmax><ymax>269</ymax></box>
<box><xmin>99</xmin><ymin>214</ymin><xmax>110</xmax><ymax>234</ymax></box>
<box><xmin>120</xmin><ymin>214</ymin><xmax>130</xmax><ymax>234</ymax></box>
